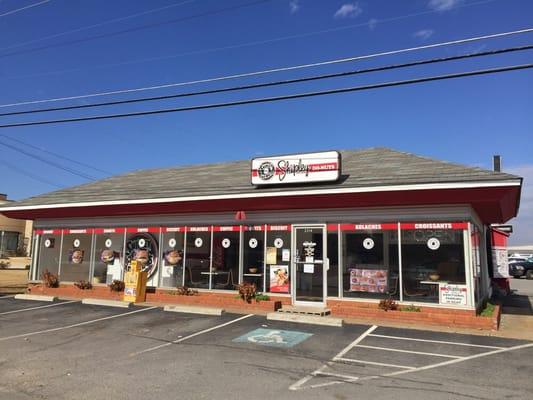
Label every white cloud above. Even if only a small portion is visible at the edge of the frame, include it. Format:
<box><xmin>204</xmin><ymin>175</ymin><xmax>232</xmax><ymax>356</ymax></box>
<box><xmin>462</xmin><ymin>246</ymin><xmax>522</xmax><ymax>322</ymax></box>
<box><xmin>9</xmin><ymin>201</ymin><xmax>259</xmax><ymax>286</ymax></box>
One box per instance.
<box><xmin>334</xmin><ymin>3</ymin><xmax>362</xmax><ymax>19</ymax></box>
<box><xmin>428</xmin><ymin>0</ymin><xmax>462</xmax><ymax>11</ymax></box>
<box><xmin>413</xmin><ymin>29</ymin><xmax>435</xmax><ymax>40</ymax></box>
<box><xmin>507</xmin><ymin>164</ymin><xmax>533</xmax><ymax>245</ymax></box>
<box><xmin>289</xmin><ymin>0</ymin><xmax>300</xmax><ymax>14</ymax></box>
<box><xmin>368</xmin><ymin>18</ymin><xmax>378</xmax><ymax>30</ymax></box>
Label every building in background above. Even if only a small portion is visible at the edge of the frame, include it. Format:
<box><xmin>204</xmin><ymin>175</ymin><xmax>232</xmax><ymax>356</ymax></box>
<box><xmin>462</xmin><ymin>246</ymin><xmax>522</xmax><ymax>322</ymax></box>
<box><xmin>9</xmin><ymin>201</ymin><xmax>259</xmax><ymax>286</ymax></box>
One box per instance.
<box><xmin>0</xmin><ymin>194</ymin><xmax>32</xmax><ymax>258</ymax></box>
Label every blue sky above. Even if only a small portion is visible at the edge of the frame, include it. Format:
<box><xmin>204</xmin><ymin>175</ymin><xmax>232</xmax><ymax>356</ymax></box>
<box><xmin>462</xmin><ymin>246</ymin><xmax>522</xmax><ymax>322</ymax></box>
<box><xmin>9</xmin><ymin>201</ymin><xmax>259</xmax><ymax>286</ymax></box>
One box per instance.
<box><xmin>0</xmin><ymin>0</ymin><xmax>532</xmax><ymax>243</ymax></box>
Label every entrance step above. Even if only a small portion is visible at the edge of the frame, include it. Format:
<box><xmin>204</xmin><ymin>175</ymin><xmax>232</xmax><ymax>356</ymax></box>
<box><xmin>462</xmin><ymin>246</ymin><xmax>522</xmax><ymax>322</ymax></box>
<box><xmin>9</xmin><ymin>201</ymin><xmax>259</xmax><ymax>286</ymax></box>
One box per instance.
<box><xmin>267</xmin><ymin>312</ymin><xmax>343</xmax><ymax>327</ymax></box>
<box><xmin>277</xmin><ymin>305</ymin><xmax>331</xmax><ymax>316</ymax></box>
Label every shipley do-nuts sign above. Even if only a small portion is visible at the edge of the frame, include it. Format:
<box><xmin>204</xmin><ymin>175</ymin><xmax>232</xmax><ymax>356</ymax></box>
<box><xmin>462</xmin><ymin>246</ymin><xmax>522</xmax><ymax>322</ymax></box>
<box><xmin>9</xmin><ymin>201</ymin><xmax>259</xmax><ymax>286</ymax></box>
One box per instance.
<box><xmin>251</xmin><ymin>151</ymin><xmax>341</xmax><ymax>185</ymax></box>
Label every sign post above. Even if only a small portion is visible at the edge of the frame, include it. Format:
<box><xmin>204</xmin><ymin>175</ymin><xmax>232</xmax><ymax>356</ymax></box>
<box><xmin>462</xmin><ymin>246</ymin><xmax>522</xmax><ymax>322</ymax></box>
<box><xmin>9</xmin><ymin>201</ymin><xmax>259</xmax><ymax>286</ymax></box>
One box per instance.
<box><xmin>123</xmin><ymin>260</ymin><xmax>147</xmax><ymax>303</ymax></box>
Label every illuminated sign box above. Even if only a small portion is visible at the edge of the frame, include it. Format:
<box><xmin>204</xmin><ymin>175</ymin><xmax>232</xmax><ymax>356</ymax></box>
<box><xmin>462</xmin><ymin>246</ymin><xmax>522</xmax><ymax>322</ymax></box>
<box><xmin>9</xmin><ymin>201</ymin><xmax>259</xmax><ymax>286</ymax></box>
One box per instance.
<box><xmin>251</xmin><ymin>151</ymin><xmax>341</xmax><ymax>185</ymax></box>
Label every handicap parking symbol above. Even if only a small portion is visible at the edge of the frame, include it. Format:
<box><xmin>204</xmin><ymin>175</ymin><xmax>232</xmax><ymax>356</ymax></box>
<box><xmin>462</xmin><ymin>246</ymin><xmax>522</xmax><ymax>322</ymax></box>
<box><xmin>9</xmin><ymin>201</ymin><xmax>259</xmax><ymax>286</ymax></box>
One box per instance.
<box><xmin>233</xmin><ymin>328</ymin><xmax>313</xmax><ymax>348</ymax></box>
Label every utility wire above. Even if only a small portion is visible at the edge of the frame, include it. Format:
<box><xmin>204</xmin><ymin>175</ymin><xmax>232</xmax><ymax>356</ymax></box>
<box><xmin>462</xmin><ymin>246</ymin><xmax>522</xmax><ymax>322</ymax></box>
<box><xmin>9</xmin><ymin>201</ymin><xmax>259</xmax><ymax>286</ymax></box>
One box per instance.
<box><xmin>0</xmin><ymin>0</ymin><xmax>50</xmax><ymax>18</ymax></box>
<box><xmin>0</xmin><ymin>0</ymin><xmax>196</xmax><ymax>51</ymax></box>
<box><xmin>0</xmin><ymin>134</ymin><xmax>112</xmax><ymax>175</ymax></box>
<box><xmin>0</xmin><ymin>159</ymin><xmax>63</xmax><ymax>188</ymax></box>
<box><xmin>1</xmin><ymin>44</ymin><xmax>531</xmax><ymax>117</ymax></box>
<box><xmin>1</xmin><ymin>27</ymin><xmax>531</xmax><ymax>109</ymax></box>
<box><xmin>0</xmin><ymin>0</ymin><xmax>273</xmax><ymax>59</ymax></box>
<box><xmin>1</xmin><ymin>63</ymin><xmax>531</xmax><ymax>129</ymax></box>
<box><xmin>0</xmin><ymin>0</ymin><xmax>497</xmax><ymax>81</ymax></box>
<box><xmin>0</xmin><ymin>139</ymin><xmax>97</xmax><ymax>180</ymax></box>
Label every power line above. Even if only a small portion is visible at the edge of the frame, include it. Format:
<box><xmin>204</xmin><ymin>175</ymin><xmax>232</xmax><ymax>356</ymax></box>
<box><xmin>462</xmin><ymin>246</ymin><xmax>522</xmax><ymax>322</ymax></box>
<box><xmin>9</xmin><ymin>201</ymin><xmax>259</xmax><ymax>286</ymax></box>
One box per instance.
<box><xmin>1</xmin><ymin>26</ymin><xmax>531</xmax><ymax>109</ymax></box>
<box><xmin>0</xmin><ymin>139</ymin><xmax>97</xmax><ymax>180</ymax></box>
<box><xmin>0</xmin><ymin>0</ymin><xmax>50</xmax><ymax>18</ymax></box>
<box><xmin>0</xmin><ymin>0</ymin><xmax>196</xmax><ymax>52</ymax></box>
<box><xmin>0</xmin><ymin>0</ymin><xmax>274</xmax><ymax>59</ymax></box>
<box><xmin>0</xmin><ymin>159</ymin><xmax>63</xmax><ymax>188</ymax></box>
<box><xmin>1</xmin><ymin>63</ymin><xmax>531</xmax><ymax>129</ymax></box>
<box><xmin>0</xmin><ymin>0</ymin><xmax>498</xmax><ymax>82</ymax></box>
<box><xmin>2</xmin><ymin>44</ymin><xmax>531</xmax><ymax>117</ymax></box>
<box><xmin>0</xmin><ymin>134</ymin><xmax>112</xmax><ymax>175</ymax></box>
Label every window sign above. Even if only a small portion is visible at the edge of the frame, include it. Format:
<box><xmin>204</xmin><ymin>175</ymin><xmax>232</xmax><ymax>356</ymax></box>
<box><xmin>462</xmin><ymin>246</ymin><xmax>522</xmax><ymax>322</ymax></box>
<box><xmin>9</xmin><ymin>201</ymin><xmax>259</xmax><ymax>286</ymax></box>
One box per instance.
<box><xmin>439</xmin><ymin>284</ymin><xmax>468</xmax><ymax>306</ymax></box>
<box><xmin>251</xmin><ymin>151</ymin><xmax>340</xmax><ymax>185</ymax></box>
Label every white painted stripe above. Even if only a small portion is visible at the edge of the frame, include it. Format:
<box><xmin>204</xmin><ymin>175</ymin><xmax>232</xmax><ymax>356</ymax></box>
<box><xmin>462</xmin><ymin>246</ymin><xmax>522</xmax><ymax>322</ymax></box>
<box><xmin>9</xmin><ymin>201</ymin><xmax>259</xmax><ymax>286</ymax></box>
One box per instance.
<box><xmin>313</xmin><ymin>371</ymin><xmax>359</xmax><ymax>381</ymax></box>
<box><xmin>132</xmin><ymin>313</ymin><xmax>254</xmax><ymax>356</ymax></box>
<box><xmin>355</xmin><ymin>344</ymin><xmax>461</xmax><ymax>358</ymax></box>
<box><xmin>368</xmin><ymin>333</ymin><xmax>505</xmax><ymax>349</ymax></box>
<box><xmin>0</xmin><ymin>180</ymin><xmax>521</xmax><ymax>211</ymax></box>
<box><xmin>335</xmin><ymin>357</ymin><xmax>415</xmax><ymax>370</ymax></box>
<box><xmin>0</xmin><ymin>306</ymin><xmax>157</xmax><ymax>341</ymax></box>
<box><xmin>289</xmin><ymin>325</ymin><xmax>377</xmax><ymax>391</ymax></box>
<box><xmin>0</xmin><ymin>300</ymin><xmax>77</xmax><ymax>315</ymax></box>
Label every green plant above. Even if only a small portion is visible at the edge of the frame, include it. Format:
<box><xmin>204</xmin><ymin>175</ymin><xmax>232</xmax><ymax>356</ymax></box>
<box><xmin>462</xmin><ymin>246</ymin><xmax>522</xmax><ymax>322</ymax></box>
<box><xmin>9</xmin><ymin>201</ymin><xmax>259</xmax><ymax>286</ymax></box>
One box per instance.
<box><xmin>401</xmin><ymin>304</ymin><xmax>421</xmax><ymax>312</ymax></box>
<box><xmin>378</xmin><ymin>298</ymin><xmax>398</xmax><ymax>311</ymax></box>
<box><xmin>175</xmin><ymin>285</ymin><xmax>198</xmax><ymax>296</ymax></box>
<box><xmin>480</xmin><ymin>302</ymin><xmax>495</xmax><ymax>317</ymax></box>
<box><xmin>108</xmin><ymin>280</ymin><xmax>125</xmax><ymax>292</ymax></box>
<box><xmin>42</xmin><ymin>269</ymin><xmax>59</xmax><ymax>288</ymax></box>
<box><xmin>237</xmin><ymin>282</ymin><xmax>257</xmax><ymax>303</ymax></box>
<box><xmin>254</xmin><ymin>293</ymin><xmax>270</xmax><ymax>302</ymax></box>
<box><xmin>74</xmin><ymin>280</ymin><xmax>93</xmax><ymax>290</ymax></box>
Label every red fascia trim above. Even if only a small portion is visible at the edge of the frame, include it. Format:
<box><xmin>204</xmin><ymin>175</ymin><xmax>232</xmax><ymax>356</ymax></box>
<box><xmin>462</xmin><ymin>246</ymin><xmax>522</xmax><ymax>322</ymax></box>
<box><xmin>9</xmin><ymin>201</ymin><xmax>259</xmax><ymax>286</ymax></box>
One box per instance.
<box><xmin>162</xmin><ymin>227</ymin><xmax>185</xmax><ymax>233</ymax></box>
<box><xmin>126</xmin><ymin>227</ymin><xmax>160</xmax><ymax>233</ymax></box>
<box><xmin>243</xmin><ymin>225</ymin><xmax>265</xmax><ymax>232</ymax></box>
<box><xmin>93</xmin><ymin>228</ymin><xmax>126</xmax><ymax>234</ymax></box>
<box><xmin>186</xmin><ymin>226</ymin><xmax>211</xmax><ymax>232</ymax></box>
<box><xmin>213</xmin><ymin>226</ymin><xmax>240</xmax><ymax>232</ymax></box>
<box><xmin>340</xmin><ymin>223</ymin><xmax>397</xmax><ymax>231</ymax></box>
<box><xmin>266</xmin><ymin>224</ymin><xmax>291</xmax><ymax>231</ymax></box>
<box><xmin>62</xmin><ymin>228</ymin><xmax>93</xmax><ymax>234</ymax></box>
<box><xmin>400</xmin><ymin>222</ymin><xmax>468</xmax><ymax>230</ymax></box>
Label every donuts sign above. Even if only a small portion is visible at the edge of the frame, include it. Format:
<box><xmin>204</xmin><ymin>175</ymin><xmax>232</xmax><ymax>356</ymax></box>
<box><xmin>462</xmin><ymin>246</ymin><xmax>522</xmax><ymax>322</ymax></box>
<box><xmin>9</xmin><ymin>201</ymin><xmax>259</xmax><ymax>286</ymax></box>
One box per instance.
<box><xmin>251</xmin><ymin>151</ymin><xmax>340</xmax><ymax>185</ymax></box>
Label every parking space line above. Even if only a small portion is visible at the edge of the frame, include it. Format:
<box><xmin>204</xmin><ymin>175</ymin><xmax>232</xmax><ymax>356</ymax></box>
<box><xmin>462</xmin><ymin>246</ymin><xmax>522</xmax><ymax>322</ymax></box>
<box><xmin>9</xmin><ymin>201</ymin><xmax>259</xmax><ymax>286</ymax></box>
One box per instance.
<box><xmin>313</xmin><ymin>370</ymin><xmax>359</xmax><ymax>381</ymax></box>
<box><xmin>132</xmin><ymin>313</ymin><xmax>254</xmax><ymax>356</ymax></box>
<box><xmin>335</xmin><ymin>357</ymin><xmax>415</xmax><ymax>370</ymax></box>
<box><xmin>0</xmin><ymin>295</ymin><xmax>15</xmax><ymax>299</ymax></box>
<box><xmin>368</xmin><ymin>334</ymin><xmax>505</xmax><ymax>349</ymax></box>
<box><xmin>0</xmin><ymin>306</ymin><xmax>157</xmax><ymax>342</ymax></box>
<box><xmin>355</xmin><ymin>344</ymin><xmax>462</xmax><ymax>358</ymax></box>
<box><xmin>289</xmin><ymin>325</ymin><xmax>378</xmax><ymax>391</ymax></box>
<box><xmin>0</xmin><ymin>300</ymin><xmax>78</xmax><ymax>315</ymax></box>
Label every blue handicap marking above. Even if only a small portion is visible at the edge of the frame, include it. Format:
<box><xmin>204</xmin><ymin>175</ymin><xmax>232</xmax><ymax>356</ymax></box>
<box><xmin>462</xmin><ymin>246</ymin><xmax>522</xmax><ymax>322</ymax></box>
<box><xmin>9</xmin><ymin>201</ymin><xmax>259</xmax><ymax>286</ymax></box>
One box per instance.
<box><xmin>233</xmin><ymin>328</ymin><xmax>313</xmax><ymax>348</ymax></box>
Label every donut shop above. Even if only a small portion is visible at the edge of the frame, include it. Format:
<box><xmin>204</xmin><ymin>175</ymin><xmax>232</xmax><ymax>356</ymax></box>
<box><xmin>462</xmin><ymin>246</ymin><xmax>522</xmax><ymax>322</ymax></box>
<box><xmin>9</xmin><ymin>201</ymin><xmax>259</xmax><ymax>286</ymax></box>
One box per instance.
<box><xmin>0</xmin><ymin>148</ymin><xmax>522</xmax><ymax>320</ymax></box>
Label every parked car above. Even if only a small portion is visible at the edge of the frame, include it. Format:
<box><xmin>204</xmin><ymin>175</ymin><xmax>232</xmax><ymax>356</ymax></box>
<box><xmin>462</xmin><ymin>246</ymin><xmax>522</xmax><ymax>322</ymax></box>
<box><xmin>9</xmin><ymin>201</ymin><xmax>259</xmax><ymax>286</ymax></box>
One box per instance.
<box><xmin>508</xmin><ymin>256</ymin><xmax>527</xmax><ymax>264</ymax></box>
<box><xmin>508</xmin><ymin>257</ymin><xmax>533</xmax><ymax>279</ymax></box>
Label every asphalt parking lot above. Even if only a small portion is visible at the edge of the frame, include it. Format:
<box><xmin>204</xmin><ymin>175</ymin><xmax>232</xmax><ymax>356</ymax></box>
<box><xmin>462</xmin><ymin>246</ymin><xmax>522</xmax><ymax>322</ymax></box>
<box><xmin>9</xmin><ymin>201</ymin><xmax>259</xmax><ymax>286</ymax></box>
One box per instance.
<box><xmin>1</xmin><ymin>296</ymin><xmax>532</xmax><ymax>400</ymax></box>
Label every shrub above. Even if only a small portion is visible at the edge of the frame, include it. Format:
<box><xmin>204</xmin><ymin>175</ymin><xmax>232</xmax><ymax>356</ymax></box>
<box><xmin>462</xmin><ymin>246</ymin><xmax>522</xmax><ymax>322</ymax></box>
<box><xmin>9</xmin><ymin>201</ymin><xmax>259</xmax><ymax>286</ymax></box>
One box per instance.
<box><xmin>175</xmin><ymin>285</ymin><xmax>198</xmax><ymax>296</ymax></box>
<box><xmin>74</xmin><ymin>280</ymin><xmax>93</xmax><ymax>290</ymax></box>
<box><xmin>254</xmin><ymin>293</ymin><xmax>270</xmax><ymax>302</ymax></box>
<box><xmin>236</xmin><ymin>282</ymin><xmax>257</xmax><ymax>303</ymax></box>
<box><xmin>109</xmin><ymin>280</ymin><xmax>125</xmax><ymax>292</ymax></box>
<box><xmin>480</xmin><ymin>302</ymin><xmax>495</xmax><ymax>317</ymax></box>
<box><xmin>378</xmin><ymin>298</ymin><xmax>398</xmax><ymax>311</ymax></box>
<box><xmin>42</xmin><ymin>269</ymin><xmax>59</xmax><ymax>288</ymax></box>
<box><xmin>401</xmin><ymin>304</ymin><xmax>421</xmax><ymax>312</ymax></box>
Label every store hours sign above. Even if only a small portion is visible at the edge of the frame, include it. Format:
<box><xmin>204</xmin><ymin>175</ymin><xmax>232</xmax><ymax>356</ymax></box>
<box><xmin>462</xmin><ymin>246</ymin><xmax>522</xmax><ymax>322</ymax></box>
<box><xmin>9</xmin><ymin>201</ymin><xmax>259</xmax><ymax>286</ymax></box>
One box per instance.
<box><xmin>251</xmin><ymin>151</ymin><xmax>340</xmax><ymax>185</ymax></box>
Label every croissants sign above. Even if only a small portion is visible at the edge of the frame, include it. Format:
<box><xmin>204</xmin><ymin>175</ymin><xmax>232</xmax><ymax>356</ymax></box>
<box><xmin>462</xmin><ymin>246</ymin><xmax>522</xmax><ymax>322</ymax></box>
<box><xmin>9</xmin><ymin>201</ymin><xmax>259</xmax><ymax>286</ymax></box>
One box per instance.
<box><xmin>251</xmin><ymin>151</ymin><xmax>341</xmax><ymax>185</ymax></box>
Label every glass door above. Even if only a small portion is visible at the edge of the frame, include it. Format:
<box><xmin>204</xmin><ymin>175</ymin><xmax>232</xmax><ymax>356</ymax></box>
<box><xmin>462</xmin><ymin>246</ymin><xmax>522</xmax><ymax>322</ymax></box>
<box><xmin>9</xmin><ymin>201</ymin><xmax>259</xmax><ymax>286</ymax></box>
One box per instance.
<box><xmin>292</xmin><ymin>225</ymin><xmax>326</xmax><ymax>305</ymax></box>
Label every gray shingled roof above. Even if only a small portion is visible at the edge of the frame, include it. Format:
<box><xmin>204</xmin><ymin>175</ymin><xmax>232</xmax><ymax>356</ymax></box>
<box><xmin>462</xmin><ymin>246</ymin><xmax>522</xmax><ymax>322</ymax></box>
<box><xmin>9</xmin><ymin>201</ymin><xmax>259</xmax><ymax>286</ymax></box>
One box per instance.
<box><xmin>0</xmin><ymin>148</ymin><xmax>520</xmax><ymax>209</ymax></box>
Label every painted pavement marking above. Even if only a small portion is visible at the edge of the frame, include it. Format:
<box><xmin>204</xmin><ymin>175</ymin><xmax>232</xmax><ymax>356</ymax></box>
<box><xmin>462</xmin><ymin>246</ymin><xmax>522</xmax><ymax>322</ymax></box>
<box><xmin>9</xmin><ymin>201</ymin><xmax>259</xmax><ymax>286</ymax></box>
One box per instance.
<box><xmin>354</xmin><ymin>344</ymin><xmax>462</xmax><ymax>358</ymax></box>
<box><xmin>233</xmin><ymin>328</ymin><xmax>313</xmax><ymax>348</ymax></box>
<box><xmin>0</xmin><ymin>300</ymin><xmax>78</xmax><ymax>315</ymax></box>
<box><xmin>132</xmin><ymin>313</ymin><xmax>254</xmax><ymax>356</ymax></box>
<box><xmin>335</xmin><ymin>357</ymin><xmax>416</xmax><ymax>370</ymax></box>
<box><xmin>290</xmin><ymin>327</ymin><xmax>533</xmax><ymax>391</ymax></box>
<box><xmin>0</xmin><ymin>306</ymin><xmax>157</xmax><ymax>342</ymax></box>
<box><xmin>368</xmin><ymin>333</ymin><xmax>505</xmax><ymax>349</ymax></box>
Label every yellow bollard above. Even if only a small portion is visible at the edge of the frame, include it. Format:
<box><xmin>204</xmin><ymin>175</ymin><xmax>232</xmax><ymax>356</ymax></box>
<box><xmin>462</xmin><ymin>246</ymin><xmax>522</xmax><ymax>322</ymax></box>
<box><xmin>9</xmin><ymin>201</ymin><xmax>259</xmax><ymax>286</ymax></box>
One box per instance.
<box><xmin>123</xmin><ymin>260</ymin><xmax>147</xmax><ymax>303</ymax></box>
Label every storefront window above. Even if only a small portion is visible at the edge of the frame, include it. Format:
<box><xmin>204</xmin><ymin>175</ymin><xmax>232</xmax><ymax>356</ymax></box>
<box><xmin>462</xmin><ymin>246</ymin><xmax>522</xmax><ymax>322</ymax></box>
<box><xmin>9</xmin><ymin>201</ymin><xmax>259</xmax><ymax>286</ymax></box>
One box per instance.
<box><xmin>160</xmin><ymin>228</ymin><xmax>185</xmax><ymax>288</ymax></box>
<box><xmin>242</xmin><ymin>225</ymin><xmax>265</xmax><ymax>291</ymax></box>
<box><xmin>125</xmin><ymin>228</ymin><xmax>160</xmax><ymax>285</ymax></box>
<box><xmin>401</xmin><ymin>223</ymin><xmax>467</xmax><ymax>304</ymax></box>
<box><xmin>265</xmin><ymin>225</ymin><xmax>291</xmax><ymax>293</ymax></box>
<box><xmin>36</xmin><ymin>230</ymin><xmax>61</xmax><ymax>279</ymax></box>
<box><xmin>212</xmin><ymin>226</ymin><xmax>240</xmax><ymax>290</ymax></box>
<box><xmin>92</xmin><ymin>229</ymin><xmax>125</xmax><ymax>285</ymax></box>
<box><xmin>327</xmin><ymin>225</ymin><xmax>339</xmax><ymax>297</ymax></box>
<box><xmin>342</xmin><ymin>224</ymin><xmax>399</xmax><ymax>300</ymax></box>
<box><xmin>184</xmin><ymin>227</ymin><xmax>211</xmax><ymax>289</ymax></box>
<box><xmin>59</xmin><ymin>229</ymin><xmax>92</xmax><ymax>282</ymax></box>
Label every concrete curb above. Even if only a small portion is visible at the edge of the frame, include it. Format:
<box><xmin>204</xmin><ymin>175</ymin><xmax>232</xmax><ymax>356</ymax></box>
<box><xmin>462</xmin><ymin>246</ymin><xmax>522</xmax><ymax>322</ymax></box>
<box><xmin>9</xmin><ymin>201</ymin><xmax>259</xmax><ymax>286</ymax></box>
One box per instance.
<box><xmin>267</xmin><ymin>312</ymin><xmax>343</xmax><ymax>327</ymax></box>
<box><xmin>14</xmin><ymin>294</ymin><xmax>57</xmax><ymax>302</ymax></box>
<box><xmin>82</xmin><ymin>298</ymin><xmax>132</xmax><ymax>308</ymax></box>
<box><xmin>163</xmin><ymin>304</ymin><xmax>224</xmax><ymax>316</ymax></box>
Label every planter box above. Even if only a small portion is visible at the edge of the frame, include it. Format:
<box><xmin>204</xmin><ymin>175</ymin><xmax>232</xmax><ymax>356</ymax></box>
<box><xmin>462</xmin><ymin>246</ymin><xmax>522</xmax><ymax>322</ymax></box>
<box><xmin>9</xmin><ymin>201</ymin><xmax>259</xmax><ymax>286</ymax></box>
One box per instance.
<box><xmin>28</xmin><ymin>283</ymin><xmax>124</xmax><ymax>301</ymax></box>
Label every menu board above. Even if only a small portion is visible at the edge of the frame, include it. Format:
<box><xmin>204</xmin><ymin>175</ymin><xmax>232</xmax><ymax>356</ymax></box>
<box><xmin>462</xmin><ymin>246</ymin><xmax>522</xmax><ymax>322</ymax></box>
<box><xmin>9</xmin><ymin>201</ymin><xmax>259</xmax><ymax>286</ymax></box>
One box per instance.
<box><xmin>349</xmin><ymin>268</ymin><xmax>388</xmax><ymax>293</ymax></box>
